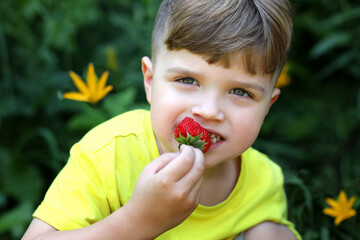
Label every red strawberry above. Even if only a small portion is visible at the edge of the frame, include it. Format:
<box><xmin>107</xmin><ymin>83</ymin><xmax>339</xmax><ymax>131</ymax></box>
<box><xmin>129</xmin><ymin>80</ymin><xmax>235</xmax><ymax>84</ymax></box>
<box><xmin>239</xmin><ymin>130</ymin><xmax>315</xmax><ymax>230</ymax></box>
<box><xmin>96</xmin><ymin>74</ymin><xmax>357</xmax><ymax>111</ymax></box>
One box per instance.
<box><xmin>174</xmin><ymin>117</ymin><xmax>211</xmax><ymax>153</ymax></box>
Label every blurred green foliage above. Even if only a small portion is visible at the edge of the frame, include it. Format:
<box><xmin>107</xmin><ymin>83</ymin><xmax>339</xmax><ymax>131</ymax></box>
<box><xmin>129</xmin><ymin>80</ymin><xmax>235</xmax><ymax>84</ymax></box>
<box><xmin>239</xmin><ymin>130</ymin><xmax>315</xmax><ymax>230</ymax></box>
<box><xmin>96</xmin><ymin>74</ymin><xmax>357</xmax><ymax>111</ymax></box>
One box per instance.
<box><xmin>0</xmin><ymin>0</ymin><xmax>159</xmax><ymax>238</ymax></box>
<box><xmin>255</xmin><ymin>0</ymin><xmax>360</xmax><ymax>239</ymax></box>
<box><xmin>0</xmin><ymin>0</ymin><xmax>359</xmax><ymax>239</ymax></box>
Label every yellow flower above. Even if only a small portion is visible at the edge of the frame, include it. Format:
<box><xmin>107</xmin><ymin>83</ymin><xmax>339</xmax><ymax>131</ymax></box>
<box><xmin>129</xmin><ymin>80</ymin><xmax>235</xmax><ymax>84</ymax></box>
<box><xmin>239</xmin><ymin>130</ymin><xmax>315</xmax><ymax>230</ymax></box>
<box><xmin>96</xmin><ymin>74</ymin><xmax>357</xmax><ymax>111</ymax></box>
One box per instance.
<box><xmin>63</xmin><ymin>63</ymin><xmax>113</xmax><ymax>104</ymax></box>
<box><xmin>323</xmin><ymin>191</ymin><xmax>357</xmax><ymax>226</ymax></box>
<box><xmin>275</xmin><ymin>64</ymin><xmax>291</xmax><ymax>88</ymax></box>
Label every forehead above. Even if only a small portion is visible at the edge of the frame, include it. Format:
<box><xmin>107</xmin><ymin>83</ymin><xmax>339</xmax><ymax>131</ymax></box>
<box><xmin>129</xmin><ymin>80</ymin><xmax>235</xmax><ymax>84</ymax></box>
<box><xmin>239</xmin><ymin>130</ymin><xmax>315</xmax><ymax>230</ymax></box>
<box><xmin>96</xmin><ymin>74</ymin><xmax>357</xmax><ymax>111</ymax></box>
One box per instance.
<box><xmin>154</xmin><ymin>48</ymin><xmax>274</xmax><ymax>90</ymax></box>
<box><xmin>154</xmin><ymin>46</ymin><xmax>273</xmax><ymax>81</ymax></box>
<box><xmin>154</xmin><ymin>38</ymin><xmax>276</xmax><ymax>71</ymax></box>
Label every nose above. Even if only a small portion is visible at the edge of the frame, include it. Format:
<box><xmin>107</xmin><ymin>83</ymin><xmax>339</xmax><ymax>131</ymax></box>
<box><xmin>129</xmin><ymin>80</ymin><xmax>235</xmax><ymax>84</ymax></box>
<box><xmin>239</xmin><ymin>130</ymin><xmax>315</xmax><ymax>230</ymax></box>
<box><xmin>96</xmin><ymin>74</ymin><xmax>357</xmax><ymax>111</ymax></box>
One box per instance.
<box><xmin>191</xmin><ymin>94</ymin><xmax>225</xmax><ymax>122</ymax></box>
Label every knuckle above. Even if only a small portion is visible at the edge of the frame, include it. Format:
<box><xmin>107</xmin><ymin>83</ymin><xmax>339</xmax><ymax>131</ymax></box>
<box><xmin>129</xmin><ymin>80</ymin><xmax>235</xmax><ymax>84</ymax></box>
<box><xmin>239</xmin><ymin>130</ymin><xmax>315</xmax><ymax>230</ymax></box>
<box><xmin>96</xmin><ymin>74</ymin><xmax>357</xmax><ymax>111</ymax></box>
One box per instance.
<box><xmin>172</xmin><ymin>190</ymin><xmax>194</xmax><ymax>206</ymax></box>
<box><xmin>173</xmin><ymin>191</ymin><xmax>186</xmax><ymax>202</ymax></box>
<box><xmin>182</xmin><ymin>195</ymin><xmax>196</xmax><ymax>209</ymax></box>
<box><xmin>157</xmin><ymin>177</ymin><xmax>171</xmax><ymax>189</ymax></box>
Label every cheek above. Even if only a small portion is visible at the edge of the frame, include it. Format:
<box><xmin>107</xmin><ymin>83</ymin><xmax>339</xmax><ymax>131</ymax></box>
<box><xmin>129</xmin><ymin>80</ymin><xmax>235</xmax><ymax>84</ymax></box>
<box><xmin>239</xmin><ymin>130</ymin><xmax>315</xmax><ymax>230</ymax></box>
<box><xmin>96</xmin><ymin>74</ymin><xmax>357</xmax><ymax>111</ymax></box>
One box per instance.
<box><xmin>244</xmin><ymin>119</ymin><xmax>263</xmax><ymax>140</ymax></box>
<box><xmin>237</xmin><ymin>120</ymin><xmax>261</xmax><ymax>140</ymax></box>
<box><xmin>150</xmin><ymin>110</ymin><xmax>175</xmax><ymax>153</ymax></box>
<box><xmin>149</xmin><ymin>86</ymin><xmax>187</xmax><ymax>152</ymax></box>
<box><xmin>150</xmin><ymin>91</ymin><xmax>183</xmax><ymax>119</ymax></box>
<box><xmin>231</xmin><ymin>109</ymin><xmax>267</xmax><ymax>145</ymax></box>
<box><xmin>150</xmin><ymin>82</ymin><xmax>193</xmax><ymax>117</ymax></box>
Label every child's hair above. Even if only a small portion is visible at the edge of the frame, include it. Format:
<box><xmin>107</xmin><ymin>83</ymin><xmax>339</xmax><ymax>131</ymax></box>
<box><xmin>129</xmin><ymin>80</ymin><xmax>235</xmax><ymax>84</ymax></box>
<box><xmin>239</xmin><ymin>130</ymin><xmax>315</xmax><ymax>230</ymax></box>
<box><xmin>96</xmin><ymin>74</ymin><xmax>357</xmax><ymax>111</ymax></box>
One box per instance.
<box><xmin>151</xmin><ymin>0</ymin><xmax>293</xmax><ymax>80</ymax></box>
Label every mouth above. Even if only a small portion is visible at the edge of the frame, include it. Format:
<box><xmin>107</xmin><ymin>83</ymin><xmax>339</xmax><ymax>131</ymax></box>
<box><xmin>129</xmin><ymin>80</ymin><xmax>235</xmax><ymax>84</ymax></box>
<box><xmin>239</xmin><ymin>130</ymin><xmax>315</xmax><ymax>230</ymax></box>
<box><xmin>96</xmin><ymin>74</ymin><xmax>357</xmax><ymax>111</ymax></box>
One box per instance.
<box><xmin>209</xmin><ymin>132</ymin><xmax>224</xmax><ymax>144</ymax></box>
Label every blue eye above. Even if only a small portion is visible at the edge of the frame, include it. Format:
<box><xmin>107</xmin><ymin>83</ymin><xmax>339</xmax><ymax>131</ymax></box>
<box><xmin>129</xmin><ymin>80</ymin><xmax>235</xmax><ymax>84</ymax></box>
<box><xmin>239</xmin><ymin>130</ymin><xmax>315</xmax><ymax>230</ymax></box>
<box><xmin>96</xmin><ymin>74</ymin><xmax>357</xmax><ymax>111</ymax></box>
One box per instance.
<box><xmin>178</xmin><ymin>77</ymin><xmax>198</xmax><ymax>85</ymax></box>
<box><xmin>230</xmin><ymin>88</ymin><xmax>249</xmax><ymax>97</ymax></box>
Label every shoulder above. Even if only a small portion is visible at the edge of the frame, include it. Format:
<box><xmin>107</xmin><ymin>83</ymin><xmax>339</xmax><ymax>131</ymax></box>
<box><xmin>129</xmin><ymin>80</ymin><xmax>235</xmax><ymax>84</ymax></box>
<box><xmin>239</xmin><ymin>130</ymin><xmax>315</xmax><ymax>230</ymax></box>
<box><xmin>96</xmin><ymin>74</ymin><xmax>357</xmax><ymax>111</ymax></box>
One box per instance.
<box><xmin>237</xmin><ymin>148</ymin><xmax>286</xmax><ymax>214</ymax></box>
<box><xmin>239</xmin><ymin>150</ymin><xmax>300</xmax><ymax>239</ymax></box>
<box><xmin>77</xmin><ymin>109</ymin><xmax>152</xmax><ymax>153</ymax></box>
<box><xmin>242</xmin><ymin>147</ymin><xmax>281</xmax><ymax>169</ymax></box>
<box><xmin>242</xmin><ymin>147</ymin><xmax>283</xmax><ymax>184</ymax></box>
<box><xmin>244</xmin><ymin>221</ymin><xmax>297</xmax><ymax>240</ymax></box>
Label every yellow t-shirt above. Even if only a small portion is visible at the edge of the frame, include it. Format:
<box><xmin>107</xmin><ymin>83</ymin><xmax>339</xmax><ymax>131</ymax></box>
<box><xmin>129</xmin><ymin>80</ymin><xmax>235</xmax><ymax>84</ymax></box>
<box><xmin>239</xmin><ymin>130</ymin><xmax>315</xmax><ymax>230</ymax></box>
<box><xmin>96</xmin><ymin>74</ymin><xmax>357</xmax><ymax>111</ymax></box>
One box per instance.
<box><xmin>33</xmin><ymin>109</ymin><xmax>301</xmax><ymax>239</ymax></box>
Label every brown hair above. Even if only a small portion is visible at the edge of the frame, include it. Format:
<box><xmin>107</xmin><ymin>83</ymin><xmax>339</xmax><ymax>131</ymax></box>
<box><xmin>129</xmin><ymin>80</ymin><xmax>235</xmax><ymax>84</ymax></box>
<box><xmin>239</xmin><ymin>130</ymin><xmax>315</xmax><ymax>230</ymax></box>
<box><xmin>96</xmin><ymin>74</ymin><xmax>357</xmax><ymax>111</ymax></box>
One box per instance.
<box><xmin>151</xmin><ymin>0</ymin><xmax>293</xmax><ymax>79</ymax></box>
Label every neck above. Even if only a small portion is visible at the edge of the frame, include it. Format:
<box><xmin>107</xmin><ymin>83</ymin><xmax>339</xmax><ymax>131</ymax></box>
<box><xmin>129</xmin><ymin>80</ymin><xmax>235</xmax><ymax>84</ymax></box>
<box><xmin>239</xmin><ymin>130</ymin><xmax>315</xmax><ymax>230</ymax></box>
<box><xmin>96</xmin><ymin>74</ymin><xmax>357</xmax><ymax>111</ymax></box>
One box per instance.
<box><xmin>199</xmin><ymin>157</ymin><xmax>241</xmax><ymax>206</ymax></box>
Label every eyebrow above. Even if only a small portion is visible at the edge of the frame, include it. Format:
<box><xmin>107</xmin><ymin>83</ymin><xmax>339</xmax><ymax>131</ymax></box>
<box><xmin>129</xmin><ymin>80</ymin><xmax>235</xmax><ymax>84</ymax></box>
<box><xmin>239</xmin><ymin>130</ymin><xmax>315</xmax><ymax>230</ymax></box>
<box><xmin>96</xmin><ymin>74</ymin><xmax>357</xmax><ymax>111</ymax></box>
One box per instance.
<box><xmin>228</xmin><ymin>80</ymin><xmax>266</xmax><ymax>94</ymax></box>
<box><xmin>165</xmin><ymin>67</ymin><xmax>205</xmax><ymax>79</ymax></box>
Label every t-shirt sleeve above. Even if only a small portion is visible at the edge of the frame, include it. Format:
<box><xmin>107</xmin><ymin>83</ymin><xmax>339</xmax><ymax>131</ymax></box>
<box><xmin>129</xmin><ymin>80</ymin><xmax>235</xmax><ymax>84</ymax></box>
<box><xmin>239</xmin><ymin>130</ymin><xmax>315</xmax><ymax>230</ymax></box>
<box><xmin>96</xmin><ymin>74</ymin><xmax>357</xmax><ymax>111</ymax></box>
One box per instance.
<box><xmin>241</xmin><ymin>148</ymin><xmax>302</xmax><ymax>239</ymax></box>
<box><xmin>260</xmin><ymin>162</ymin><xmax>302</xmax><ymax>240</ymax></box>
<box><xmin>33</xmin><ymin>143</ymin><xmax>112</xmax><ymax>230</ymax></box>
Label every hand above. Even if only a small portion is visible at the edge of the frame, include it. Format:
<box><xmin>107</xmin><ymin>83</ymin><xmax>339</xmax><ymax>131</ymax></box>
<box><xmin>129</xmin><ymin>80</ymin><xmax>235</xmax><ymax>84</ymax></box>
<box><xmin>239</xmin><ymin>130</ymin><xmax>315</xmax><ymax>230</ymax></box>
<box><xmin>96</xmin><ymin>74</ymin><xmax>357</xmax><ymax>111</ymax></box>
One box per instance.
<box><xmin>124</xmin><ymin>145</ymin><xmax>205</xmax><ymax>237</ymax></box>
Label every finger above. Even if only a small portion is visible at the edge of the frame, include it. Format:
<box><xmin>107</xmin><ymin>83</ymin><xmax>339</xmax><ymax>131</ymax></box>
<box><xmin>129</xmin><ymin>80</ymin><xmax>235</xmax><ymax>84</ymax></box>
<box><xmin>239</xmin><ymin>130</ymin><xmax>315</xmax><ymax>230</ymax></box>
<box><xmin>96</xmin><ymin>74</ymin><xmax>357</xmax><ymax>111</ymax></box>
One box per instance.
<box><xmin>146</xmin><ymin>152</ymin><xmax>179</xmax><ymax>174</ymax></box>
<box><xmin>158</xmin><ymin>145</ymin><xmax>196</xmax><ymax>181</ymax></box>
<box><xmin>189</xmin><ymin>174</ymin><xmax>203</xmax><ymax>204</ymax></box>
<box><xmin>178</xmin><ymin>148</ymin><xmax>205</xmax><ymax>189</ymax></box>
<box><xmin>180</xmin><ymin>149</ymin><xmax>205</xmax><ymax>205</ymax></box>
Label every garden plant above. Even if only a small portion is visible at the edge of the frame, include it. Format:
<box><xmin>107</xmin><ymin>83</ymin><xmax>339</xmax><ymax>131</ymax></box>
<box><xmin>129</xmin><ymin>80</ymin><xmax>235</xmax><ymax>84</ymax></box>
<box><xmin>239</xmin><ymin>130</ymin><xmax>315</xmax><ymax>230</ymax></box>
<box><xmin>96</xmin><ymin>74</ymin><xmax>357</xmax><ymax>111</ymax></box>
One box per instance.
<box><xmin>0</xmin><ymin>0</ymin><xmax>359</xmax><ymax>239</ymax></box>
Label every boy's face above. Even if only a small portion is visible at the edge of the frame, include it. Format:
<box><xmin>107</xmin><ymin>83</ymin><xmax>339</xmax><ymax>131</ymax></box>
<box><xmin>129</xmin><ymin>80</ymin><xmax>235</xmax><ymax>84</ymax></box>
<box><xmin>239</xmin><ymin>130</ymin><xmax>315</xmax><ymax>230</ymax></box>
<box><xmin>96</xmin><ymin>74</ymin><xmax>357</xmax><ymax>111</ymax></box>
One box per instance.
<box><xmin>142</xmin><ymin>47</ymin><xmax>280</xmax><ymax>169</ymax></box>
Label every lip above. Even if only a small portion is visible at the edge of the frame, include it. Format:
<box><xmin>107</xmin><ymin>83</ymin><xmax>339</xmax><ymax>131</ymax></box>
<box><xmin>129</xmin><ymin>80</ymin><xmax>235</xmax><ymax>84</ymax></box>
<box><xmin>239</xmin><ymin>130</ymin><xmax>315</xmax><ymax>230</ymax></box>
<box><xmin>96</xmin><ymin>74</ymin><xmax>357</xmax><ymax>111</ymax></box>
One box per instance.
<box><xmin>205</xmin><ymin>128</ymin><xmax>225</xmax><ymax>151</ymax></box>
<box><xmin>208</xmin><ymin>137</ymin><xmax>224</xmax><ymax>151</ymax></box>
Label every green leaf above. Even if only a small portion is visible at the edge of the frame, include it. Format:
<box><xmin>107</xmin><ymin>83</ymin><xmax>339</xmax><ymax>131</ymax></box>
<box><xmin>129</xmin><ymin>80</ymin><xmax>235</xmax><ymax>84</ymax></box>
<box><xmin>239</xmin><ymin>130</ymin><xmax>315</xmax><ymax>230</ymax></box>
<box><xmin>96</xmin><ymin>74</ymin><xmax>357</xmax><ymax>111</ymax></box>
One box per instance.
<box><xmin>175</xmin><ymin>132</ymin><xmax>205</xmax><ymax>151</ymax></box>
<box><xmin>0</xmin><ymin>201</ymin><xmax>33</xmax><ymax>235</ymax></box>
<box><xmin>16</xmin><ymin>128</ymin><xmax>62</xmax><ymax>163</ymax></box>
<box><xmin>67</xmin><ymin>103</ymin><xmax>108</xmax><ymax>131</ymax></box>
<box><xmin>103</xmin><ymin>87</ymin><xmax>137</xmax><ymax>117</ymax></box>
<box><xmin>2</xmin><ymin>163</ymin><xmax>44</xmax><ymax>203</ymax></box>
<box><xmin>315</xmin><ymin>51</ymin><xmax>354</xmax><ymax>80</ymax></box>
<box><xmin>285</xmin><ymin>175</ymin><xmax>313</xmax><ymax>212</ymax></box>
<box><xmin>320</xmin><ymin>226</ymin><xmax>330</xmax><ymax>240</ymax></box>
<box><xmin>323</xmin><ymin>7</ymin><xmax>360</xmax><ymax>29</ymax></box>
<box><xmin>310</xmin><ymin>32</ymin><xmax>351</xmax><ymax>58</ymax></box>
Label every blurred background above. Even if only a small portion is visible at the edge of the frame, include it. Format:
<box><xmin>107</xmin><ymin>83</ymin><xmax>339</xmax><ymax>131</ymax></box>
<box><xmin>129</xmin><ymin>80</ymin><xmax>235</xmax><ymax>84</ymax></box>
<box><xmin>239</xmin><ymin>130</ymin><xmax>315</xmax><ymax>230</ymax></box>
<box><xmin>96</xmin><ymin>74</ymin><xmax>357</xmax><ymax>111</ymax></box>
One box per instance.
<box><xmin>0</xmin><ymin>0</ymin><xmax>359</xmax><ymax>239</ymax></box>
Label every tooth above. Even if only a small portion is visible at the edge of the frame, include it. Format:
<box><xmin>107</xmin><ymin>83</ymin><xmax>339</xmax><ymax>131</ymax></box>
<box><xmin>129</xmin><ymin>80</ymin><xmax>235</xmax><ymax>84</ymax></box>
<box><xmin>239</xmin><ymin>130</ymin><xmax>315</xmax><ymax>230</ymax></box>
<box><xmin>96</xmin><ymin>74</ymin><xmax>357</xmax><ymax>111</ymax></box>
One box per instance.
<box><xmin>216</xmin><ymin>135</ymin><xmax>221</xmax><ymax>141</ymax></box>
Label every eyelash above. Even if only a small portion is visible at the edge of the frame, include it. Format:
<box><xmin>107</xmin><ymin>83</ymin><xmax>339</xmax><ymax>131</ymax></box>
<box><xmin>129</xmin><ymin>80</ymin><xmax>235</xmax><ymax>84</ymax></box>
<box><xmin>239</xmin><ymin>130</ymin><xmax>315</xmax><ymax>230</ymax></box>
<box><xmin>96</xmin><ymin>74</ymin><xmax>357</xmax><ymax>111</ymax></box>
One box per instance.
<box><xmin>176</xmin><ymin>77</ymin><xmax>199</xmax><ymax>86</ymax></box>
<box><xmin>175</xmin><ymin>78</ymin><xmax>253</xmax><ymax>99</ymax></box>
<box><xmin>230</xmin><ymin>88</ymin><xmax>251</xmax><ymax>98</ymax></box>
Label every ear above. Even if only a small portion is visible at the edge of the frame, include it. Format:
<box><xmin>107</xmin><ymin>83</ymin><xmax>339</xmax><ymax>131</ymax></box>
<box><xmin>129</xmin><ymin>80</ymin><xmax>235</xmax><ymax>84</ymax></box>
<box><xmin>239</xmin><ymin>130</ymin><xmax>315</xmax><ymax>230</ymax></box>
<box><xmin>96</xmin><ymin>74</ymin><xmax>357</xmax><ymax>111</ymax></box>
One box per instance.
<box><xmin>270</xmin><ymin>87</ymin><xmax>280</xmax><ymax>107</ymax></box>
<box><xmin>266</xmin><ymin>88</ymin><xmax>280</xmax><ymax>114</ymax></box>
<box><xmin>142</xmin><ymin>56</ymin><xmax>153</xmax><ymax>104</ymax></box>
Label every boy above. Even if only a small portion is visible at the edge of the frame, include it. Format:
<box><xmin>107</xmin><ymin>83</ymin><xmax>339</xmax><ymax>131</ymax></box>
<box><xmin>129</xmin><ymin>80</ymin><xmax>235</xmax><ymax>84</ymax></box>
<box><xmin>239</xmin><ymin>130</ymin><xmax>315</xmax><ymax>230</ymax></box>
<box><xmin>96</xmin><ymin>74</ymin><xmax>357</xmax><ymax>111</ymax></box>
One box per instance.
<box><xmin>23</xmin><ymin>0</ymin><xmax>301</xmax><ymax>239</ymax></box>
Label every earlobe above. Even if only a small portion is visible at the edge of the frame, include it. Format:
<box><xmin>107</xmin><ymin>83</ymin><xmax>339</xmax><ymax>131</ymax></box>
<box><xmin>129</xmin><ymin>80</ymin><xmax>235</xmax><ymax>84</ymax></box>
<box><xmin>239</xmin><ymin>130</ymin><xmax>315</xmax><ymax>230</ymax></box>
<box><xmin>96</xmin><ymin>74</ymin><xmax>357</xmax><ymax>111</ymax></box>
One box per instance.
<box><xmin>142</xmin><ymin>56</ymin><xmax>153</xmax><ymax>104</ymax></box>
